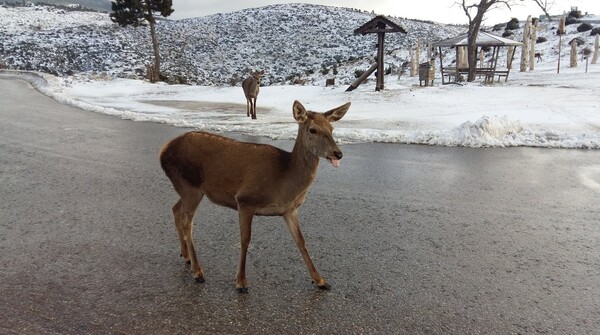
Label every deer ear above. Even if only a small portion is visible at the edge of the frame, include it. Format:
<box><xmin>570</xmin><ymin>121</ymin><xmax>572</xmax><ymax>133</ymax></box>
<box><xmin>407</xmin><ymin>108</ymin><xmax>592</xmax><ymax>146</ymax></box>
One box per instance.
<box><xmin>293</xmin><ymin>100</ymin><xmax>308</xmax><ymax>123</ymax></box>
<box><xmin>323</xmin><ymin>102</ymin><xmax>350</xmax><ymax>122</ymax></box>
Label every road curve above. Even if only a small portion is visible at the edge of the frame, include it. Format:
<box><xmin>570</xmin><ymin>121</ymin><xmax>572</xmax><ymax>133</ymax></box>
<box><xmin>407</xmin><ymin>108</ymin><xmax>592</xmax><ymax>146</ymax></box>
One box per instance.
<box><xmin>1</xmin><ymin>77</ymin><xmax>599</xmax><ymax>334</ymax></box>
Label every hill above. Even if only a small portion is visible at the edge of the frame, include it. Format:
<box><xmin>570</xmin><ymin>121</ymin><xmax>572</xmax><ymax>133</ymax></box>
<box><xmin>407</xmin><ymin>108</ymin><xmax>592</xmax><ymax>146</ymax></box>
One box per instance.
<box><xmin>0</xmin><ymin>2</ymin><xmax>464</xmax><ymax>85</ymax></box>
<box><xmin>1</xmin><ymin>2</ymin><xmax>599</xmax><ymax>86</ymax></box>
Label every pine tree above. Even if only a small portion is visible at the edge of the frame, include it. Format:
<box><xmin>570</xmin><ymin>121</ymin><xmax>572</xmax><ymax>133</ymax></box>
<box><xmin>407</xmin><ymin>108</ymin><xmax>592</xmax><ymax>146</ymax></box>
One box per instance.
<box><xmin>110</xmin><ymin>0</ymin><xmax>174</xmax><ymax>83</ymax></box>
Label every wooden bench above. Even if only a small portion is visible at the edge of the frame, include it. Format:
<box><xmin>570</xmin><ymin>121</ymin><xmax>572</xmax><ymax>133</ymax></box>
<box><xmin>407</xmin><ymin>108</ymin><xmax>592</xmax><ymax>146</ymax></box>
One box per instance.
<box><xmin>441</xmin><ymin>67</ymin><xmax>510</xmax><ymax>84</ymax></box>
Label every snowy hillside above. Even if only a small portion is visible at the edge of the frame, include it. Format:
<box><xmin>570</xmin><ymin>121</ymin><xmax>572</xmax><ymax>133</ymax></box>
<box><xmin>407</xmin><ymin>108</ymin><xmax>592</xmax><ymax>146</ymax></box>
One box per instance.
<box><xmin>0</xmin><ymin>2</ymin><xmax>464</xmax><ymax>85</ymax></box>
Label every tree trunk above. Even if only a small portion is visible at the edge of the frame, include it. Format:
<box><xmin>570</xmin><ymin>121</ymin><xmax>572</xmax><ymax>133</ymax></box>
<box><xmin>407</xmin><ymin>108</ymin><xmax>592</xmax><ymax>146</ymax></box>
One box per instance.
<box><xmin>148</xmin><ymin>11</ymin><xmax>161</xmax><ymax>83</ymax></box>
<box><xmin>592</xmin><ymin>34</ymin><xmax>599</xmax><ymax>65</ymax></box>
<box><xmin>529</xmin><ymin>18</ymin><xmax>539</xmax><ymax>70</ymax></box>
<box><xmin>466</xmin><ymin>11</ymin><xmax>484</xmax><ymax>82</ymax></box>
<box><xmin>520</xmin><ymin>16</ymin><xmax>531</xmax><ymax>72</ymax></box>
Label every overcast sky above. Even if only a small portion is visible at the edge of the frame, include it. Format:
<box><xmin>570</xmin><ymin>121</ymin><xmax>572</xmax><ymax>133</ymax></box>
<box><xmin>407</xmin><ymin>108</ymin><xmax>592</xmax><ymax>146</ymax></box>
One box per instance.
<box><xmin>169</xmin><ymin>0</ymin><xmax>600</xmax><ymax>24</ymax></box>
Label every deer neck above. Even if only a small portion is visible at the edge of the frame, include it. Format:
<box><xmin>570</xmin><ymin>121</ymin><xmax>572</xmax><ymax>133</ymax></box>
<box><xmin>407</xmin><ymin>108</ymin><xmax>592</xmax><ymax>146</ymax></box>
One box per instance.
<box><xmin>289</xmin><ymin>131</ymin><xmax>319</xmax><ymax>187</ymax></box>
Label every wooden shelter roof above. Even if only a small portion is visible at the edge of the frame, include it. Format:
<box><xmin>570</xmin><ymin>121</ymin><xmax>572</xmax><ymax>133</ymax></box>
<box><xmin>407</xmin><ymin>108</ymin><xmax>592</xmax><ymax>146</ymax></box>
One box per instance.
<box><xmin>353</xmin><ymin>15</ymin><xmax>407</xmax><ymax>35</ymax></box>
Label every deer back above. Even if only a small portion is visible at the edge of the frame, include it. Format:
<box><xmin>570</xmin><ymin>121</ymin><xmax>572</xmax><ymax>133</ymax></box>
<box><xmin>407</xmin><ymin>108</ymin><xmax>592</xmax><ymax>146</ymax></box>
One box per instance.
<box><xmin>160</xmin><ymin>131</ymin><xmax>298</xmax><ymax>210</ymax></box>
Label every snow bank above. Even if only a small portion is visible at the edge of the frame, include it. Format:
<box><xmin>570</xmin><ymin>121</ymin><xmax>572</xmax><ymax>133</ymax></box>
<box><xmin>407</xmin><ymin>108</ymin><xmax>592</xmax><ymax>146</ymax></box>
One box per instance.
<box><xmin>3</xmin><ymin>65</ymin><xmax>600</xmax><ymax>149</ymax></box>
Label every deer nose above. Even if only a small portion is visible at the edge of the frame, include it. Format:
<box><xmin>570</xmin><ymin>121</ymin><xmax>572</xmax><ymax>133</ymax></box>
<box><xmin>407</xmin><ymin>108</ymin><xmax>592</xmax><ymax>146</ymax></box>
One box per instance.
<box><xmin>334</xmin><ymin>151</ymin><xmax>343</xmax><ymax>160</ymax></box>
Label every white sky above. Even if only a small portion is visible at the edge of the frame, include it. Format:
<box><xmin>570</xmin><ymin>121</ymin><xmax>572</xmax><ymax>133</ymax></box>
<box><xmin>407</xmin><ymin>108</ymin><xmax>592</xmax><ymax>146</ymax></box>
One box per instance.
<box><xmin>170</xmin><ymin>0</ymin><xmax>600</xmax><ymax>24</ymax></box>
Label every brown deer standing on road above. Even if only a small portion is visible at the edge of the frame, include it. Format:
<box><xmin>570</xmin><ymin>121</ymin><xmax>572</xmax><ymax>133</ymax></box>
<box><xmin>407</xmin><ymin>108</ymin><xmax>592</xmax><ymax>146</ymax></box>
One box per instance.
<box><xmin>159</xmin><ymin>100</ymin><xmax>350</xmax><ymax>292</ymax></box>
<box><xmin>242</xmin><ymin>71</ymin><xmax>264</xmax><ymax>119</ymax></box>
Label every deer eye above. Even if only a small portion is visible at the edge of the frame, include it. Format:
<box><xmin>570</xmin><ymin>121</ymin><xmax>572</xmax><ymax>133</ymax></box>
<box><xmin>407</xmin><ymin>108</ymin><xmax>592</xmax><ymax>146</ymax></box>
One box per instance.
<box><xmin>309</xmin><ymin>127</ymin><xmax>317</xmax><ymax>134</ymax></box>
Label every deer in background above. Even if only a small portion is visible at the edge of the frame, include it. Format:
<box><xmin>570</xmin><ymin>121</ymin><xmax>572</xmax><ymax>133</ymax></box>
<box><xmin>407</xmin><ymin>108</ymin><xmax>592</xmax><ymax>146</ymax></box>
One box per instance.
<box><xmin>242</xmin><ymin>70</ymin><xmax>264</xmax><ymax>119</ymax></box>
<box><xmin>159</xmin><ymin>100</ymin><xmax>350</xmax><ymax>292</ymax></box>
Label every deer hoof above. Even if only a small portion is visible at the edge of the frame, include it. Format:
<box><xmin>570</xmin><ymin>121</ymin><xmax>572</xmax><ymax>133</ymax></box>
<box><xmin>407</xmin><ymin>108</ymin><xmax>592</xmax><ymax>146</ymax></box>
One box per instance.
<box><xmin>313</xmin><ymin>280</ymin><xmax>331</xmax><ymax>290</ymax></box>
<box><xmin>236</xmin><ymin>287</ymin><xmax>249</xmax><ymax>294</ymax></box>
<box><xmin>195</xmin><ymin>276</ymin><xmax>205</xmax><ymax>283</ymax></box>
<box><xmin>318</xmin><ymin>283</ymin><xmax>331</xmax><ymax>290</ymax></box>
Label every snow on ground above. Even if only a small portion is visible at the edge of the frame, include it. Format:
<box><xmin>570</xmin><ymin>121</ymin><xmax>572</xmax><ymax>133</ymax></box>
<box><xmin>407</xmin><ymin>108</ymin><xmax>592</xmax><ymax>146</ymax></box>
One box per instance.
<box><xmin>3</xmin><ymin>58</ymin><xmax>600</xmax><ymax>149</ymax></box>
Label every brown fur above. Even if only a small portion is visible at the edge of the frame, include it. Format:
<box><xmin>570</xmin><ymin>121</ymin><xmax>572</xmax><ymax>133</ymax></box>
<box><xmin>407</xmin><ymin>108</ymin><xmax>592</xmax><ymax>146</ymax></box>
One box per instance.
<box><xmin>159</xmin><ymin>100</ymin><xmax>350</xmax><ymax>292</ymax></box>
<box><xmin>242</xmin><ymin>71</ymin><xmax>264</xmax><ymax>119</ymax></box>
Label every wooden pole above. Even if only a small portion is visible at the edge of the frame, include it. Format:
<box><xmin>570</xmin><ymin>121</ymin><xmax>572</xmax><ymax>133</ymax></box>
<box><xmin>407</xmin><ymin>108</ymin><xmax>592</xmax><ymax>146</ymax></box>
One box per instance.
<box><xmin>558</xmin><ymin>17</ymin><xmax>565</xmax><ymax>73</ymax></box>
<box><xmin>570</xmin><ymin>40</ymin><xmax>577</xmax><ymax>68</ymax></box>
<box><xmin>376</xmin><ymin>32</ymin><xmax>385</xmax><ymax>91</ymax></box>
<box><xmin>410</xmin><ymin>47</ymin><xmax>417</xmax><ymax>77</ymax></box>
<box><xmin>507</xmin><ymin>46</ymin><xmax>515</xmax><ymax>69</ymax></box>
<box><xmin>520</xmin><ymin>16</ymin><xmax>531</xmax><ymax>72</ymax></box>
<box><xmin>592</xmin><ymin>34</ymin><xmax>599</xmax><ymax>64</ymax></box>
<box><xmin>416</xmin><ymin>37</ymin><xmax>422</xmax><ymax>65</ymax></box>
<box><xmin>529</xmin><ymin>18</ymin><xmax>539</xmax><ymax>71</ymax></box>
<box><xmin>438</xmin><ymin>46</ymin><xmax>445</xmax><ymax>84</ymax></box>
<box><xmin>346</xmin><ymin>63</ymin><xmax>378</xmax><ymax>92</ymax></box>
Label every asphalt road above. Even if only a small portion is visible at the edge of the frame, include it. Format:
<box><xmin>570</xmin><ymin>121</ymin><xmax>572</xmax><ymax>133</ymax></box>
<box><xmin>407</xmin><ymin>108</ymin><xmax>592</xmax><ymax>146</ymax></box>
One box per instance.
<box><xmin>1</xmin><ymin>76</ymin><xmax>600</xmax><ymax>334</ymax></box>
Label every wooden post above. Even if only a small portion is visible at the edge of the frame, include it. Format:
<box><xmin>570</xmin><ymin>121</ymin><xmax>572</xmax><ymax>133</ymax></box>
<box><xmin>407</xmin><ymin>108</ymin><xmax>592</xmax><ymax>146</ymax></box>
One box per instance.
<box><xmin>351</xmin><ymin>16</ymin><xmax>406</xmax><ymax>91</ymax></box>
<box><xmin>479</xmin><ymin>49</ymin><xmax>484</xmax><ymax>68</ymax></box>
<box><xmin>376</xmin><ymin>32</ymin><xmax>385</xmax><ymax>91</ymax></box>
<box><xmin>529</xmin><ymin>18</ymin><xmax>539</xmax><ymax>71</ymax></box>
<box><xmin>346</xmin><ymin>63</ymin><xmax>378</xmax><ymax>92</ymax></box>
<box><xmin>427</xmin><ymin>41</ymin><xmax>432</xmax><ymax>62</ymax></box>
<box><xmin>558</xmin><ymin>17</ymin><xmax>565</xmax><ymax>73</ymax></box>
<box><xmin>410</xmin><ymin>47</ymin><xmax>417</xmax><ymax>77</ymax></box>
<box><xmin>416</xmin><ymin>37</ymin><xmax>422</xmax><ymax>65</ymax></box>
<box><xmin>570</xmin><ymin>40</ymin><xmax>577</xmax><ymax>68</ymax></box>
<box><xmin>457</xmin><ymin>46</ymin><xmax>468</xmax><ymax>69</ymax></box>
<box><xmin>507</xmin><ymin>46</ymin><xmax>515</xmax><ymax>69</ymax></box>
<box><xmin>520</xmin><ymin>16</ymin><xmax>531</xmax><ymax>72</ymax></box>
<box><xmin>592</xmin><ymin>34</ymin><xmax>599</xmax><ymax>64</ymax></box>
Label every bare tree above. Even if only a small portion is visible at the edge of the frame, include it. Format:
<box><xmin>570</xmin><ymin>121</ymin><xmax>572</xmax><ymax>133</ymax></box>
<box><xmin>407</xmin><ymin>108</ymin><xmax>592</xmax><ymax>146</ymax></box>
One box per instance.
<box><xmin>459</xmin><ymin>0</ymin><xmax>553</xmax><ymax>82</ymax></box>
<box><xmin>532</xmin><ymin>0</ymin><xmax>555</xmax><ymax>21</ymax></box>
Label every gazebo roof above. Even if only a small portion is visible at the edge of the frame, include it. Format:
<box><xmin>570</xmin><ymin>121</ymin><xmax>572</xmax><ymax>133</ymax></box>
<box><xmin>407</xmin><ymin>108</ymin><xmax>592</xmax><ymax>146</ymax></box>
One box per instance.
<box><xmin>434</xmin><ymin>31</ymin><xmax>522</xmax><ymax>47</ymax></box>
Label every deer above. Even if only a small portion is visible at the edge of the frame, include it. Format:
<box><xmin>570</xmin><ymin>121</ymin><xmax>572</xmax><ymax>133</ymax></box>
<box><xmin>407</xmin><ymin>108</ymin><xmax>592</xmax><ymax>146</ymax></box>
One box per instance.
<box><xmin>242</xmin><ymin>71</ymin><xmax>264</xmax><ymax>119</ymax></box>
<box><xmin>159</xmin><ymin>100</ymin><xmax>350</xmax><ymax>293</ymax></box>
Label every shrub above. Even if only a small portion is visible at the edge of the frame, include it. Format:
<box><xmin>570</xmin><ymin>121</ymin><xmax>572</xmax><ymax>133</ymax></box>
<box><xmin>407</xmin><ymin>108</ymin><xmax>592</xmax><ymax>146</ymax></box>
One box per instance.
<box><xmin>565</xmin><ymin>15</ymin><xmax>580</xmax><ymax>25</ymax></box>
<box><xmin>492</xmin><ymin>23</ymin><xmax>505</xmax><ymax>31</ymax></box>
<box><xmin>502</xmin><ymin>30</ymin><xmax>514</xmax><ymax>38</ymax></box>
<box><xmin>506</xmin><ymin>18</ymin><xmax>520</xmax><ymax>30</ymax></box>
<box><xmin>591</xmin><ymin>27</ymin><xmax>600</xmax><ymax>36</ymax></box>
<box><xmin>354</xmin><ymin>69</ymin><xmax>365</xmax><ymax>78</ymax></box>
<box><xmin>570</xmin><ymin>37</ymin><xmax>585</xmax><ymax>46</ymax></box>
<box><xmin>568</xmin><ymin>9</ymin><xmax>582</xmax><ymax>18</ymax></box>
<box><xmin>577</xmin><ymin>22</ymin><xmax>593</xmax><ymax>32</ymax></box>
<box><xmin>536</xmin><ymin>36</ymin><xmax>548</xmax><ymax>43</ymax></box>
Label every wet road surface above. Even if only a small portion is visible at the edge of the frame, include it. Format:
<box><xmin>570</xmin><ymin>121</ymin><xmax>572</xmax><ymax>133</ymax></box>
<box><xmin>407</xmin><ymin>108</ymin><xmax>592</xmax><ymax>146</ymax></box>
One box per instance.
<box><xmin>1</xmin><ymin>77</ymin><xmax>600</xmax><ymax>334</ymax></box>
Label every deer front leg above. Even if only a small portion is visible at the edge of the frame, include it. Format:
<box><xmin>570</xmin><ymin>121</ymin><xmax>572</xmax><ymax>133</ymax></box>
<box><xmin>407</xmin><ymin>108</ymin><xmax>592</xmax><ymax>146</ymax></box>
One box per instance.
<box><xmin>236</xmin><ymin>206</ymin><xmax>255</xmax><ymax>293</ymax></box>
<box><xmin>283</xmin><ymin>210</ymin><xmax>330</xmax><ymax>290</ymax></box>
<box><xmin>252</xmin><ymin>97</ymin><xmax>257</xmax><ymax>120</ymax></box>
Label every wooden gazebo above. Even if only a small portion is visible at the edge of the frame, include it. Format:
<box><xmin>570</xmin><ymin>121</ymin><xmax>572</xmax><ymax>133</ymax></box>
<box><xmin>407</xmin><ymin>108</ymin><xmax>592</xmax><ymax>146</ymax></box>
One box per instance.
<box><xmin>434</xmin><ymin>31</ymin><xmax>521</xmax><ymax>84</ymax></box>
<box><xmin>346</xmin><ymin>16</ymin><xmax>407</xmax><ymax>92</ymax></box>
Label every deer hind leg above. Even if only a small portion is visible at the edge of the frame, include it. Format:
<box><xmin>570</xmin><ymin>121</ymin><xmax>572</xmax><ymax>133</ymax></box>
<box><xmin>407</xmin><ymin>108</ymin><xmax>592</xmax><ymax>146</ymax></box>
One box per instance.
<box><xmin>246</xmin><ymin>98</ymin><xmax>251</xmax><ymax>117</ymax></box>
<box><xmin>283</xmin><ymin>211</ymin><xmax>330</xmax><ymax>290</ymax></box>
<box><xmin>251</xmin><ymin>97</ymin><xmax>257</xmax><ymax>120</ymax></box>
<box><xmin>172</xmin><ymin>199</ymin><xmax>188</xmax><ymax>261</ymax></box>
<box><xmin>235</xmin><ymin>205</ymin><xmax>255</xmax><ymax>293</ymax></box>
<box><xmin>173</xmin><ymin>190</ymin><xmax>205</xmax><ymax>282</ymax></box>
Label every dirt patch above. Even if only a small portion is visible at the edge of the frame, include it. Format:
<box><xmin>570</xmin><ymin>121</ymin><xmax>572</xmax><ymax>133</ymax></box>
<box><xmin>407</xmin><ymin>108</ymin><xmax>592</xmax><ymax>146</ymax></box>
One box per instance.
<box><xmin>142</xmin><ymin>100</ymin><xmax>272</xmax><ymax>115</ymax></box>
